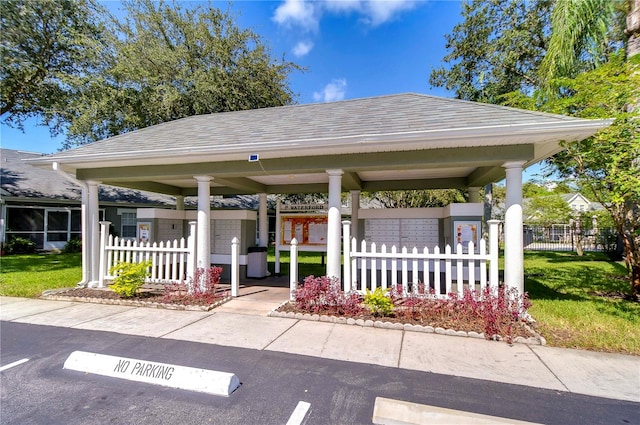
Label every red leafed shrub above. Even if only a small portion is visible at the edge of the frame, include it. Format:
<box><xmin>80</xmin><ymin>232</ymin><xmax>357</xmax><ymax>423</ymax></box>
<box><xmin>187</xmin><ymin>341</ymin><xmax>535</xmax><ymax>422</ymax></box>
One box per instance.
<box><xmin>294</xmin><ymin>275</ymin><xmax>364</xmax><ymax>316</ymax></box>
<box><xmin>289</xmin><ymin>275</ymin><xmax>533</xmax><ymax>343</ymax></box>
<box><xmin>162</xmin><ymin>266</ymin><xmax>226</xmax><ymax>305</ymax></box>
<box><xmin>393</xmin><ymin>286</ymin><xmax>531</xmax><ymax>343</ymax></box>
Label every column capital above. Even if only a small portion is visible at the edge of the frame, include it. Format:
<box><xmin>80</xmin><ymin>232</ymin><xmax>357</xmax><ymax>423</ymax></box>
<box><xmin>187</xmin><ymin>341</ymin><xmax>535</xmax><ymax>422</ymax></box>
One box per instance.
<box><xmin>194</xmin><ymin>175</ymin><xmax>212</xmax><ymax>182</ymax></box>
<box><xmin>326</xmin><ymin>169</ymin><xmax>344</xmax><ymax>176</ymax></box>
<box><xmin>502</xmin><ymin>161</ymin><xmax>527</xmax><ymax>170</ymax></box>
<box><xmin>86</xmin><ymin>179</ymin><xmax>102</xmax><ymax>186</ymax></box>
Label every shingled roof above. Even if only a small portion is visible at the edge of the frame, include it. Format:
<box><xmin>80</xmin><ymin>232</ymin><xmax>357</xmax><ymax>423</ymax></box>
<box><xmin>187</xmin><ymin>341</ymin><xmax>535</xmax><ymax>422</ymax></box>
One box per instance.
<box><xmin>1</xmin><ymin>148</ymin><xmax>174</xmax><ymax>204</ymax></box>
<box><xmin>33</xmin><ymin>93</ymin><xmax>608</xmax><ymax>163</ymax></box>
<box><xmin>27</xmin><ymin>93</ymin><xmax>611</xmax><ymax>196</ymax></box>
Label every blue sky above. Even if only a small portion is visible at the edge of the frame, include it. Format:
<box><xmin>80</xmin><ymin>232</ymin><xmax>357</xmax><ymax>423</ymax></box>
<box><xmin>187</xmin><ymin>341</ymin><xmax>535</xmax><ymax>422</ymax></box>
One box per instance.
<box><xmin>0</xmin><ymin>0</ymin><xmax>545</xmax><ymax>180</ymax></box>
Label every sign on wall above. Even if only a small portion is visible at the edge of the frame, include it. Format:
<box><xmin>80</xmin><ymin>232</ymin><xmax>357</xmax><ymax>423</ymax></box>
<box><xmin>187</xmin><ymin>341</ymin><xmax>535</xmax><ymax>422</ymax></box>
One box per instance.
<box><xmin>454</xmin><ymin>220</ymin><xmax>480</xmax><ymax>252</ymax></box>
<box><xmin>280</xmin><ymin>215</ymin><xmax>328</xmax><ymax>246</ymax></box>
<box><xmin>138</xmin><ymin>222</ymin><xmax>151</xmax><ymax>244</ymax></box>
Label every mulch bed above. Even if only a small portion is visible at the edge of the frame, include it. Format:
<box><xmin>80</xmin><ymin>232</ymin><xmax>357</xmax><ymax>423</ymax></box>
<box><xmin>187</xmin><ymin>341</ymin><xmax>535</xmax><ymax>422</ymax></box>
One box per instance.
<box><xmin>43</xmin><ymin>287</ymin><xmax>229</xmax><ymax>311</ymax></box>
<box><xmin>274</xmin><ymin>302</ymin><xmax>542</xmax><ymax>343</ymax></box>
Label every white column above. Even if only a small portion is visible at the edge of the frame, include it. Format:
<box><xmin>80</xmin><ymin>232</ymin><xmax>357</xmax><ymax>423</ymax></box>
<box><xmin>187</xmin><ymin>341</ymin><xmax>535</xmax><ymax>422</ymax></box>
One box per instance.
<box><xmin>78</xmin><ymin>182</ymin><xmax>89</xmax><ymax>286</ymax></box>
<box><xmin>350</xmin><ymin>190</ymin><xmax>360</xmax><ymax>241</ymax></box>
<box><xmin>258</xmin><ymin>193</ymin><xmax>268</xmax><ymax>247</ymax></box>
<box><xmin>231</xmin><ymin>237</ymin><xmax>239</xmax><ymax>297</ymax></box>
<box><xmin>87</xmin><ymin>180</ymin><xmax>101</xmax><ymax>286</ymax></box>
<box><xmin>175</xmin><ymin>195</ymin><xmax>185</xmax><ymax>210</ymax></box>
<box><xmin>342</xmin><ymin>220</ymin><xmax>352</xmax><ymax>292</ymax></box>
<box><xmin>468</xmin><ymin>187</ymin><xmax>481</xmax><ymax>203</ymax></box>
<box><xmin>503</xmin><ymin>161</ymin><xmax>525</xmax><ymax>294</ymax></box>
<box><xmin>326</xmin><ymin>169</ymin><xmax>343</xmax><ymax>280</ymax></box>
<box><xmin>195</xmin><ymin>176</ymin><xmax>212</xmax><ymax>269</ymax></box>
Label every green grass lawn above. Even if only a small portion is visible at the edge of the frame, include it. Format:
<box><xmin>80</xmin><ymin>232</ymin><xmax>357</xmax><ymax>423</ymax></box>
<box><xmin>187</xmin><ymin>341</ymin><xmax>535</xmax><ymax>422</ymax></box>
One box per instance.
<box><xmin>0</xmin><ymin>252</ymin><xmax>82</xmax><ymax>297</ymax></box>
<box><xmin>1</xmin><ymin>249</ymin><xmax>637</xmax><ymax>355</ymax></box>
<box><xmin>525</xmin><ymin>251</ymin><xmax>639</xmax><ymax>355</ymax></box>
<box><xmin>267</xmin><ymin>249</ymin><xmax>326</xmax><ymax>278</ymax></box>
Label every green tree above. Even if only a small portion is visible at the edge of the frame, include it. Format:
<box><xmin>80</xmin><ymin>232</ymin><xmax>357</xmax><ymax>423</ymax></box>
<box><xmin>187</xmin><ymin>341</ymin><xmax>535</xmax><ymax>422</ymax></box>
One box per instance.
<box><xmin>429</xmin><ymin>0</ymin><xmax>551</xmax><ymax>103</ymax></box>
<box><xmin>0</xmin><ymin>0</ymin><xmax>106</xmax><ymax>128</ymax></box>
<box><xmin>540</xmin><ymin>0</ymin><xmax>637</xmax><ymax>90</ymax></box>
<box><xmin>543</xmin><ymin>54</ymin><xmax>640</xmax><ymax>295</ymax></box>
<box><xmin>59</xmin><ymin>0</ymin><xmax>300</xmax><ymax>147</ymax></box>
<box><xmin>523</xmin><ymin>181</ymin><xmax>552</xmax><ymax>198</ymax></box>
<box><xmin>363</xmin><ymin>189</ymin><xmax>466</xmax><ymax>209</ymax></box>
<box><xmin>524</xmin><ymin>194</ymin><xmax>573</xmax><ymax>227</ymax></box>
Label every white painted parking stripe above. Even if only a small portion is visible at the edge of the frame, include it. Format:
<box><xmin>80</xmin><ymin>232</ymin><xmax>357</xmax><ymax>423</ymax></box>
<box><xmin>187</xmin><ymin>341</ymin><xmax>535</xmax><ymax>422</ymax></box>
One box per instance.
<box><xmin>0</xmin><ymin>358</ymin><xmax>30</xmax><ymax>372</ymax></box>
<box><xmin>286</xmin><ymin>401</ymin><xmax>311</xmax><ymax>425</ymax></box>
<box><xmin>63</xmin><ymin>351</ymin><xmax>240</xmax><ymax>397</ymax></box>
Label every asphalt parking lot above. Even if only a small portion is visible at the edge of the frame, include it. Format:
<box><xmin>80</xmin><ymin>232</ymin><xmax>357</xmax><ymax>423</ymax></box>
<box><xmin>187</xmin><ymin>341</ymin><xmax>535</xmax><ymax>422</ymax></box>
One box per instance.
<box><xmin>2</xmin><ymin>321</ymin><xmax>639</xmax><ymax>425</ymax></box>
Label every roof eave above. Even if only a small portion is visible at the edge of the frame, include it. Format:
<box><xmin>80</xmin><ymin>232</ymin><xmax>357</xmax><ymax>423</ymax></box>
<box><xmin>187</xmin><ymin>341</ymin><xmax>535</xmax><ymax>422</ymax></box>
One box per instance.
<box><xmin>25</xmin><ymin>118</ymin><xmax>613</xmax><ymax>172</ymax></box>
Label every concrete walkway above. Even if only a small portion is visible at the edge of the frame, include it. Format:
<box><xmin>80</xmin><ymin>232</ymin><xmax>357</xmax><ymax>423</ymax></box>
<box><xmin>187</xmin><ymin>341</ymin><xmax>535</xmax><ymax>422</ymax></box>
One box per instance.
<box><xmin>1</xmin><ymin>286</ymin><xmax>639</xmax><ymax>404</ymax></box>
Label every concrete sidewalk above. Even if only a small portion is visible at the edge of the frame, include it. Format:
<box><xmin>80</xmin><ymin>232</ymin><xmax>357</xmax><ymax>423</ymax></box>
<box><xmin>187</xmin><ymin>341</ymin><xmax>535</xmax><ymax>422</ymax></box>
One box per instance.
<box><xmin>1</xmin><ymin>290</ymin><xmax>639</xmax><ymax>404</ymax></box>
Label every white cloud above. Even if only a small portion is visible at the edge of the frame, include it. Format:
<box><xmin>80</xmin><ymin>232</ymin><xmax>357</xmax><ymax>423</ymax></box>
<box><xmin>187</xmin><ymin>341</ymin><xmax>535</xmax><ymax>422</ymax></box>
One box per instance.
<box><xmin>323</xmin><ymin>0</ymin><xmax>362</xmax><ymax>14</ymax></box>
<box><xmin>274</xmin><ymin>1</ymin><xmax>417</xmax><ymax>57</ymax></box>
<box><xmin>362</xmin><ymin>0</ymin><xmax>416</xmax><ymax>26</ymax></box>
<box><xmin>273</xmin><ymin>0</ymin><xmax>416</xmax><ymax>31</ymax></box>
<box><xmin>272</xmin><ymin>0</ymin><xmax>319</xmax><ymax>32</ymax></box>
<box><xmin>313</xmin><ymin>79</ymin><xmax>347</xmax><ymax>102</ymax></box>
<box><xmin>292</xmin><ymin>40</ymin><xmax>314</xmax><ymax>57</ymax></box>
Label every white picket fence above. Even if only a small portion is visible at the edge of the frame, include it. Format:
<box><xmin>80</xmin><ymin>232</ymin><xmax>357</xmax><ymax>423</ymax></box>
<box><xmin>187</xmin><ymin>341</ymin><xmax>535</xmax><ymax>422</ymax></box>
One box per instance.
<box><xmin>97</xmin><ymin>221</ymin><xmax>196</xmax><ymax>287</ymax></box>
<box><xmin>341</xmin><ymin>220</ymin><xmax>500</xmax><ymax>297</ymax></box>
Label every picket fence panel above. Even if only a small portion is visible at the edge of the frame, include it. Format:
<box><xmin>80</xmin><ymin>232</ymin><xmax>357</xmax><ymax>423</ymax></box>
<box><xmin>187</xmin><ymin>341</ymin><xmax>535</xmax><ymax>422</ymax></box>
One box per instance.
<box><xmin>98</xmin><ymin>221</ymin><xmax>196</xmax><ymax>287</ymax></box>
<box><xmin>341</xmin><ymin>220</ymin><xmax>500</xmax><ymax>297</ymax></box>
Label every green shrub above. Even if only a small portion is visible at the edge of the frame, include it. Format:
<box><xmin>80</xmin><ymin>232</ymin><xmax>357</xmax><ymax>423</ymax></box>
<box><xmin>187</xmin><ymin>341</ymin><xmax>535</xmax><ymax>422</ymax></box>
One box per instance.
<box><xmin>109</xmin><ymin>260</ymin><xmax>151</xmax><ymax>298</ymax></box>
<box><xmin>5</xmin><ymin>237</ymin><xmax>37</xmax><ymax>254</ymax></box>
<box><xmin>363</xmin><ymin>287</ymin><xmax>394</xmax><ymax>316</ymax></box>
<box><xmin>62</xmin><ymin>238</ymin><xmax>82</xmax><ymax>253</ymax></box>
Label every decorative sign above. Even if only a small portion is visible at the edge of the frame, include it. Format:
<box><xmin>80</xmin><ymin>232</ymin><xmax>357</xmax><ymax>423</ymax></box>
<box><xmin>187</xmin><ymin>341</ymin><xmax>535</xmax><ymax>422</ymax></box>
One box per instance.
<box><xmin>63</xmin><ymin>351</ymin><xmax>239</xmax><ymax>397</ymax></box>
<box><xmin>138</xmin><ymin>222</ymin><xmax>151</xmax><ymax>243</ymax></box>
<box><xmin>454</xmin><ymin>221</ymin><xmax>480</xmax><ymax>252</ymax></box>
<box><xmin>280</xmin><ymin>215</ymin><xmax>328</xmax><ymax>246</ymax></box>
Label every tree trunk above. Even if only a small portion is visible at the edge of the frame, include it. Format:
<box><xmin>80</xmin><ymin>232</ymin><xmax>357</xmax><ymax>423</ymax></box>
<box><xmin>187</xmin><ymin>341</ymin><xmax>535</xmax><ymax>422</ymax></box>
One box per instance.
<box><xmin>632</xmin><ymin>265</ymin><xmax>640</xmax><ymax>298</ymax></box>
<box><xmin>627</xmin><ymin>0</ymin><xmax>640</xmax><ymax>58</ymax></box>
<box><xmin>621</xmin><ymin>230</ymin><xmax>640</xmax><ymax>296</ymax></box>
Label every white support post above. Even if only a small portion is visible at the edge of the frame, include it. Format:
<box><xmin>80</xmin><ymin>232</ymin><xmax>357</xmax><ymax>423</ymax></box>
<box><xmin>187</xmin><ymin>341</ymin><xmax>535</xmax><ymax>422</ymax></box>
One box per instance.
<box><xmin>326</xmin><ymin>169</ymin><xmax>343</xmax><ymax>280</ymax></box>
<box><xmin>290</xmin><ymin>238</ymin><xmax>298</xmax><ymax>301</ymax></box>
<box><xmin>98</xmin><ymin>221</ymin><xmax>111</xmax><ymax>288</ymax></box>
<box><xmin>231</xmin><ymin>237</ymin><xmax>240</xmax><ymax>297</ymax></box>
<box><xmin>194</xmin><ymin>176</ymin><xmax>212</xmax><ymax>269</ymax></box>
<box><xmin>503</xmin><ymin>161</ymin><xmax>525</xmax><ymax>294</ymax></box>
<box><xmin>186</xmin><ymin>221</ymin><xmax>197</xmax><ymax>282</ymax></box>
<box><xmin>275</xmin><ymin>202</ymin><xmax>281</xmax><ymax>275</ymax></box>
<box><xmin>79</xmin><ymin>181</ymin><xmax>89</xmax><ymax>287</ymax></box>
<box><xmin>488</xmin><ymin>219</ymin><xmax>500</xmax><ymax>289</ymax></box>
<box><xmin>87</xmin><ymin>180</ymin><xmax>101</xmax><ymax>287</ymax></box>
<box><xmin>342</xmin><ymin>220</ymin><xmax>351</xmax><ymax>292</ymax></box>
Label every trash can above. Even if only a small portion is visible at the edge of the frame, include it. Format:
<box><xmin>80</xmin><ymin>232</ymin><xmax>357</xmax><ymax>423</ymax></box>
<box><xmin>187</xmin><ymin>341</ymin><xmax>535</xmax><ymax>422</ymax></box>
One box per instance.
<box><xmin>247</xmin><ymin>246</ymin><xmax>268</xmax><ymax>278</ymax></box>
